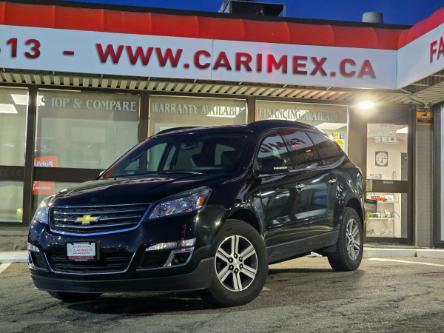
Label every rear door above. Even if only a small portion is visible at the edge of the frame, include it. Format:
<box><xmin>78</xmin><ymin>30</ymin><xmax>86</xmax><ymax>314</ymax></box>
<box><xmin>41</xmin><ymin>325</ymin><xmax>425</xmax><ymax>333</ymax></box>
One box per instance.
<box><xmin>306</xmin><ymin>130</ymin><xmax>345</xmax><ymax>233</ymax></box>
<box><xmin>280</xmin><ymin>128</ymin><xmax>331</xmax><ymax>237</ymax></box>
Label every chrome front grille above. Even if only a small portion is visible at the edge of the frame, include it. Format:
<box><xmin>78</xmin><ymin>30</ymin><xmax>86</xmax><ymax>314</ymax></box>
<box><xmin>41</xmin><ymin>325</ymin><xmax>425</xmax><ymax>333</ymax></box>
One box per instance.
<box><xmin>51</xmin><ymin>203</ymin><xmax>149</xmax><ymax>234</ymax></box>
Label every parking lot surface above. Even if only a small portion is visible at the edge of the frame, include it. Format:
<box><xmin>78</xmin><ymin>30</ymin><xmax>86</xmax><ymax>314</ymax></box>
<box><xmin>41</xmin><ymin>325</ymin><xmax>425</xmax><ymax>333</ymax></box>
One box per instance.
<box><xmin>0</xmin><ymin>257</ymin><xmax>443</xmax><ymax>333</ymax></box>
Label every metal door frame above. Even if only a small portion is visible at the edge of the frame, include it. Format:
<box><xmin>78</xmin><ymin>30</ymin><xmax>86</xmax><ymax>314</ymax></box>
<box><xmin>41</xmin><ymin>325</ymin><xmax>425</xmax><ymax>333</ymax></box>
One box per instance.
<box><xmin>364</xmin><ymin>105</ymin><xmax>416</xmax><ymax>245</ymax></box>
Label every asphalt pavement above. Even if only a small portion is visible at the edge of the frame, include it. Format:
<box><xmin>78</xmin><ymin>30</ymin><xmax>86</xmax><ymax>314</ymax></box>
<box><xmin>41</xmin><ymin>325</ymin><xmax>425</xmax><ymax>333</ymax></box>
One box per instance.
<box><xmin>1</xmin><ymin>257</ymin><xmax>443</xmax><ymax>333</ymax></box>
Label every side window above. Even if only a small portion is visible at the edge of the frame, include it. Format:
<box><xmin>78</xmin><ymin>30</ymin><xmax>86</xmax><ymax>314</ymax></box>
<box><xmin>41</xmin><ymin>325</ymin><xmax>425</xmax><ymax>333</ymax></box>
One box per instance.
<box><xmin>146</xmin><ymin>143</ymin><xmax>168</xmax><ymax>171</ymax></box>
<box><xmin>307</xmin><ymin>131</ymin><xmax>343</xmax><ymax>162</ymax></box>
<box><xmin>280</xmin><ymin>129</ymin><xmax>317</xmax><ymax>168</ymax></box>
<box><xmin>256</xmin><ymin>133</ymin><xmax>289</xmax><ymax>170</ymax></box>
<box><xmin>172</xmin><ymin>141</ymin><xmax>204</xmax><ymax>170</ymax></box>
<box><xmin>214</xmin><ymin>144</ymin><xmax>235</xmax><ymax>164</ymax></box>
<box><xmin>111</xmin><ymin>142</ymin><xmax>167</xmax><ymax>176</ymax></box>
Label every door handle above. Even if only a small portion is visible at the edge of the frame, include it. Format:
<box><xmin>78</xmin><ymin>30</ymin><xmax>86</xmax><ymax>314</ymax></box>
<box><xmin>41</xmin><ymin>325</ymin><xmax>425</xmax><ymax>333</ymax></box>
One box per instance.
<box><xmin>328</xmin><ymin>178</ymin><xmax>337</xmax><ymax>184</ymax></box>
<box><xmin>295</xmin><ymin>184</ymin><xmax>305</xmax><ymax>191</ymax></box>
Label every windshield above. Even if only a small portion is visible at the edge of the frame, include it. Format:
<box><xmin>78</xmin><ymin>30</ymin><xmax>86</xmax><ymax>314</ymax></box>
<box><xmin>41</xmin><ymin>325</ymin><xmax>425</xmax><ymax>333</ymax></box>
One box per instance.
<box><xmin>104</xmin><ymin>133</ymin><xmax>248</xmax><ymax>178</ymax></box>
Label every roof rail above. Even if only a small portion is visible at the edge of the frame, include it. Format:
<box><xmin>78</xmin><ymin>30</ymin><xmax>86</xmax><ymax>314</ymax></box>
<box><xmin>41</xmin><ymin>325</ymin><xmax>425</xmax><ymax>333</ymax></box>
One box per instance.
<box><xmin>155</xmin><ymin>126</ymin><xmax>201</xmax><ymax>135</ymax></box>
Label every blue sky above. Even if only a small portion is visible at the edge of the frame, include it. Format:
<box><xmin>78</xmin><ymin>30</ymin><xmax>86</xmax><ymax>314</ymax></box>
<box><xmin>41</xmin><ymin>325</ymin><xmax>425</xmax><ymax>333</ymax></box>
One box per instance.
<box><xmin>60</xmin><ymin>0</ymin><xmax>444</xmax><ymax>25</ymax></box>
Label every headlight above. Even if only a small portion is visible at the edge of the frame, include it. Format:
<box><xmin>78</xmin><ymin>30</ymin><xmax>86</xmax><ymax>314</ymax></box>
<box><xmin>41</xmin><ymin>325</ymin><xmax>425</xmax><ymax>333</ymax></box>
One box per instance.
<box><xmin>32</xmin><ymin>199</ymin><xmax>49</xmax><ymax>225</ymax></box>
<box><xmin>149</xmin><ymin>187</ymin><xmax>211</xmax><ymax>220</ymax></box>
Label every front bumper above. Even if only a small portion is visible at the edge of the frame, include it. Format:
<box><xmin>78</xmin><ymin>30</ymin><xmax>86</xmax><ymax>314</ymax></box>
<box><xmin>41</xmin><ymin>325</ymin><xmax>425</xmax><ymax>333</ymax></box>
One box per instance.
<box><xmin>31</xmin><ymin>257</ymin><xmax>212</xmax><ymax>293</ymax></box>
<box><xmin>28</xmin><ymin>207</ymin><xmax>225</xmax><ymax>293</ymax></box>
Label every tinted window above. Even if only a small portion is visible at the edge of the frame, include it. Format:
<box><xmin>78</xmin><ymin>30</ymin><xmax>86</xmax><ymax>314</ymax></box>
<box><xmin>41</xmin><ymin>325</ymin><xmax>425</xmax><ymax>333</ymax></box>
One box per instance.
<box><xmin>256</xmin><ymin>133</ymin><xmax>289</xmax><ymax>171</ymax></box>
<box><xmin>280</xmin><ymin>129</ymin><xmax>317</xmax><ymax>168</ymax></box>
<box><xmin>307</xmin><ymin>131</ymin><xmax>343</xmax><ymax>161</ymax></box>
<box><xmin>105</xmin><ymin>133</ymin><xmax>247</xmax><ymax>178</ymax></box>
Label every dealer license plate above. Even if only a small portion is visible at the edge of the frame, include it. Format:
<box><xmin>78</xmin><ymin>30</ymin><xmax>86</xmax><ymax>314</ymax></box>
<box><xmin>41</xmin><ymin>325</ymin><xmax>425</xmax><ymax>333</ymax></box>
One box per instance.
<box><xmin>67</xmin><ymin>242</ymin><xmax>96</xmax><ymax>261</ymax></box>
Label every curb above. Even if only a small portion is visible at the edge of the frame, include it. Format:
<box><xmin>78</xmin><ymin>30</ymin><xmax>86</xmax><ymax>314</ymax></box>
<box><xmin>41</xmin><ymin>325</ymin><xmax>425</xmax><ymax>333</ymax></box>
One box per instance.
<box><xmin>0</xmin><ymin>251</ymin><xmax>28</xmax><ymax>263</ymax></box>
<box><xmin>416</xmin><ymin>249</ymin><xmax>444</xmax><ymax>258</ymax></box>
<box><xmin>364</xmin><ymin>248</ymin><xmax>444</xmax><ymax>259</ymax></box>
<box><xmin>363</xmin><ymin>248</ymin><xmax>417</xmax><ymax>258</ymax></box>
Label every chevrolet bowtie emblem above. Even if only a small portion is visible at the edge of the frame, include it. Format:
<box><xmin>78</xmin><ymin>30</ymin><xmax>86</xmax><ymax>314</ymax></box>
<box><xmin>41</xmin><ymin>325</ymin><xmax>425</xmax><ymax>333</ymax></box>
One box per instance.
<box><xmin>75</xmin><ymin>215</ymin><xmax>98</xmax><ymax>225</ymax></box>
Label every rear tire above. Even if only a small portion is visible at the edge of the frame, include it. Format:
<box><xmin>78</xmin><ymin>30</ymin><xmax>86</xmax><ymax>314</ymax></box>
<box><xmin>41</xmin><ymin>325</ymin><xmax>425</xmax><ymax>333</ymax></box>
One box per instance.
<box><xmin>201</xmin><ymin>220</ymin><xmax>267</xmax><ymax>307</ymax></box>
<box><xmin>328</xmin><ymin>207</ymin><xmax>363</xmax><ymax>272</ymax></box>
<box><xmin>48</xmin><ymin>292</ymin><xmax>101</xmax><ymax>303</ymax></box>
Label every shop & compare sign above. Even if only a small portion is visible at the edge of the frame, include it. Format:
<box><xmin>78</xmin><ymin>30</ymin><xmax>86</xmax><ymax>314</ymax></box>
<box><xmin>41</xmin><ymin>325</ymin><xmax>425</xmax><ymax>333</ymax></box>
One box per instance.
<box><xmin>1</xmin><ymin>12</ymin><xmax>444</xmax><ymax>90</ymax></box>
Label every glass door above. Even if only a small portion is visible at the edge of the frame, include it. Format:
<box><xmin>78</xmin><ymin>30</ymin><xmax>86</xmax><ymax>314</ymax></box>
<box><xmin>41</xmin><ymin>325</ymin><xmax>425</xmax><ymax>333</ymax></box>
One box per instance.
<box><xmin>365</xmin><ymin>122</ymin><xmax>411</xmax><ymax>243</ymax></box>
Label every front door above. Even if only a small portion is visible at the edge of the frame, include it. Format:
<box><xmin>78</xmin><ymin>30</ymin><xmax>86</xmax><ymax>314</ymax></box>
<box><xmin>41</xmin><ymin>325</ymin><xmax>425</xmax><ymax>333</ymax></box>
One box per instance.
<box><xmin>280</xmin><ymin>128</ymin><xmax>335</xmax><ymax>236</ymax></box>
<box><xmin>253</xmin><ymin>131</ymin><xmax>298</xmax><ymax>247</ymax></box>
<box><xmin>365</xmin><ymin>120</ymin><xmax>411</xmax><ymax>243</ymax></box>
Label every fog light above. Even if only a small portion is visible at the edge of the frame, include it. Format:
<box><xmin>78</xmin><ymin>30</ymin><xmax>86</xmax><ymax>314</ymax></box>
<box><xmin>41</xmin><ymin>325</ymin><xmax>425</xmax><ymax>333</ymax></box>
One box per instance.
<box><xmin>27</xmin><ymin>243</ymin><xmax>40</xmax><ymax>253</ymax></box>
<box><xmin>145</xmin><ymin>238</ymin><xmax>196</xmax><ymax>252</ymax></box>
<box><xmin>165</xmin><ymin>247</ymin><xmax>194</xmax><ymax>267</ymax></box>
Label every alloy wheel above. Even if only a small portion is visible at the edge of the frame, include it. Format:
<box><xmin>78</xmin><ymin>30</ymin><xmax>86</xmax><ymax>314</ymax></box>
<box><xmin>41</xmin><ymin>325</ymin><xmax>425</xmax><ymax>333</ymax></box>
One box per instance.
<box><xmin>345</xmin><ymin>218</ymin><xmax>361</xmax><ymax>261</ymax></box>
<box><xmin>214</xmin><ymin>235</ymin><xmax>258</xmax><ymax>292</ymax></box>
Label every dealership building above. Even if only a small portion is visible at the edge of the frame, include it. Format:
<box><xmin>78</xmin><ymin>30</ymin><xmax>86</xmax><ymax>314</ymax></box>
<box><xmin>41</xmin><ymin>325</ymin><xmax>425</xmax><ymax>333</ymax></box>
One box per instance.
<box><xmin>1</xmin><ymin>0</ymin><xmax>444</xmax><ymax>248</ymax></box>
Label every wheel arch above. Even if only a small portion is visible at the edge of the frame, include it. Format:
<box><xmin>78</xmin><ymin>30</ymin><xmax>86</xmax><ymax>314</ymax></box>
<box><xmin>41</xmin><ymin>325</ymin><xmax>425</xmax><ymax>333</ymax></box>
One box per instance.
<box><xmin>226</xmin><ymin>208</ymin><xmax>263</xmax><ymax>235</ymax></box>
<box><xmin>345</xmin><ymin>197</ymin><xmax>364</xmax><ymax>224</ymax></box>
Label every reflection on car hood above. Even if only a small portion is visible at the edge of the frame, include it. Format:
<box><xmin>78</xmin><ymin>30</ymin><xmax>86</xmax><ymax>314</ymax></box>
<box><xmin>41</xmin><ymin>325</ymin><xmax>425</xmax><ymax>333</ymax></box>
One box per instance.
<box><xmin>50</xmin><ymin>173</ymin><xmax>228</xmax><ymax>206</ymax></box>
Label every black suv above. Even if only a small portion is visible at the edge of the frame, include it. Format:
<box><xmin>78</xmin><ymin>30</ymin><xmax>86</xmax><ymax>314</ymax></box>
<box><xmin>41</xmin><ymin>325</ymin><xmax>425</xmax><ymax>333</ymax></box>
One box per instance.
<box><xmin>28</xmin><ymin>120</ymin><xmax>364</xmax><ymax>306</ymax></box>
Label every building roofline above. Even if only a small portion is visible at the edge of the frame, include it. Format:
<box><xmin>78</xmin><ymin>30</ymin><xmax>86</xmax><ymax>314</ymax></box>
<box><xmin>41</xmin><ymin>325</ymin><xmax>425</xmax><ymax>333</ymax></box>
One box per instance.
<box><xmin>3</xmin><ymin>0</ymin><xmax>412</xmax><ymax>30</ymax></box>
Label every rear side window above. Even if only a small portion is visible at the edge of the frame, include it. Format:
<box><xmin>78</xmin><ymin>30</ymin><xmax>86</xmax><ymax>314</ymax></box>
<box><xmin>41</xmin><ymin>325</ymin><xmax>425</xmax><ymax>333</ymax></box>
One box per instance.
<box><xmin>280</xmin><ymin>129</ymin><xmax>317</xmax><ymax>168</ymax></box>
<box><xmin>307</xmin><ymin>131</ymin><xmax>344</xmax><ymax>161</ymax></box>
<box><xmin>256</xmin><ymin>133</ymin><xmax>289</xmax><ymax>170</ymax></box>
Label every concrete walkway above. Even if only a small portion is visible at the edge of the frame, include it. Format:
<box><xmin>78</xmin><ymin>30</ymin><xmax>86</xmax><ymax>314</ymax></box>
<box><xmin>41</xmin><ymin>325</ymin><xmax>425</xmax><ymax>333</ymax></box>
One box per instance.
<box><xmin>2</xmin><ymin>247</ymin><xmax>444</xmax><ymax>263</ymax></box>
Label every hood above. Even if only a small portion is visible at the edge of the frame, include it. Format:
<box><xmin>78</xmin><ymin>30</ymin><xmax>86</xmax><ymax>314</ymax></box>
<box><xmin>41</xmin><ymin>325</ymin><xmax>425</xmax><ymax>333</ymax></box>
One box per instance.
<box><xmin>49</xmin><ymin>173</ymin><xmax>230</xmax><ymax>207</ymax></box>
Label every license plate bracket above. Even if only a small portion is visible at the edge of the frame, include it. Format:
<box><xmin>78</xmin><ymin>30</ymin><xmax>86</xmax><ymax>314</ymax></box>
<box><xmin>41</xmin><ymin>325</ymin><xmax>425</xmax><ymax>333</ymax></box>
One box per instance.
<box><xmin>66</xmin><ymin>242</ymin><xmax>97</xmax><ymax>261</ymax></box>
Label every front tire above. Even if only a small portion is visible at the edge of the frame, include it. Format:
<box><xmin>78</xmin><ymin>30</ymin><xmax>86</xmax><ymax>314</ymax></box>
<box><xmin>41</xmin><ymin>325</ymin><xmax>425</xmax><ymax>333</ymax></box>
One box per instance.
<box><xmin>48</xmin><ymin>292</ymin><xmax>102</xmax><ymax>303</ymax></box>
<box><xmin>328</xmin><ymin>207</ymin><xmax>363</xmax><ymax>271</ymax></box>
<box><xmin>202</xmin><ymin>220</ymin><xmax>267</xmax><ymax>307</ymax></box>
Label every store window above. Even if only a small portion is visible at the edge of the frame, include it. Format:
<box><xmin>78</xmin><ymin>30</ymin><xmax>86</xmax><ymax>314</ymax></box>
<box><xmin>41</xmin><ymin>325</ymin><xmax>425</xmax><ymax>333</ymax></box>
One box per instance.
<box><xmin>0</xmin><ymin>181</ymin><xmax>24</xmax><ymax>223</ymax></box>
<box><xmin>149</xmin><ymin>96</ymin><xmax>247</xmax><ymax>135</ymax></box>
<box><xmin>256</xmin><ymin>101</ymin><xmax>349</xmax><ymax>152</ymax></box>
<box><xmin>366</xmin><ymin>192</ymin><xmax>407</xmax><ymax>239</ymax></box>
<box><xmin>0</xmin><ymin>87</ymin><xmax>28</xmax><ymax>166</ymax></box>
<box><xmin>35</xmin><ymin>90</ymin><xmax>140</xmax><ymax>169</ymax></box>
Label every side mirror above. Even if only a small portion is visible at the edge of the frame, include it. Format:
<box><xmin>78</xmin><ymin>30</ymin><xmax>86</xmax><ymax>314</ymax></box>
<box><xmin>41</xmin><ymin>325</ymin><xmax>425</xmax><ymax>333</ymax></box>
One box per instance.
<box><xmin>257</xmin><ymin>156</ymin><xmax>288</xmax><ymax>174</ymax></box>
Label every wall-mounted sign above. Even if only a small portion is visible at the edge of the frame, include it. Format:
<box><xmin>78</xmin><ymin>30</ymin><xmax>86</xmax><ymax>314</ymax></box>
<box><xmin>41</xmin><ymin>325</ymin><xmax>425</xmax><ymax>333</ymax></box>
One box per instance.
<box><xmin>150</xmin><ymin>96</ymin><xmax>247</xmax><ymax>119</ymax></box>
<box><xmin>256</xmin><ymin>100</ymin><xmax>348</xmax><ymax>123</ymax></box>
<box><xmin>0</xmin><ymin>25</ymin><xmax>397</xmax><ymax>90</ymax></box>
<box><xmin>416</xmin><ymin>107</ymin><xmax>433</xmax><ymax>125</ymax></box>
<box><xmin>38</xmin><ymin>93</ymin><xmax>138</xmax><ymax>113</ymax></box>
<box><xmin>398</xmin><ymin>23</ymin><xmax>444</xmax><ymax>87</ymax></box>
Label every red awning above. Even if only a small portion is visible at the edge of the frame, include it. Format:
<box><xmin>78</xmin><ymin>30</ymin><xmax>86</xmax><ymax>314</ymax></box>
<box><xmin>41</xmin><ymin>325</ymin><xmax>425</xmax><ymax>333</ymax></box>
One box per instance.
<box><xmin>0</xmin><ymin>2</ymin><xmax>442</xmax><ymax>50</ymax></box>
